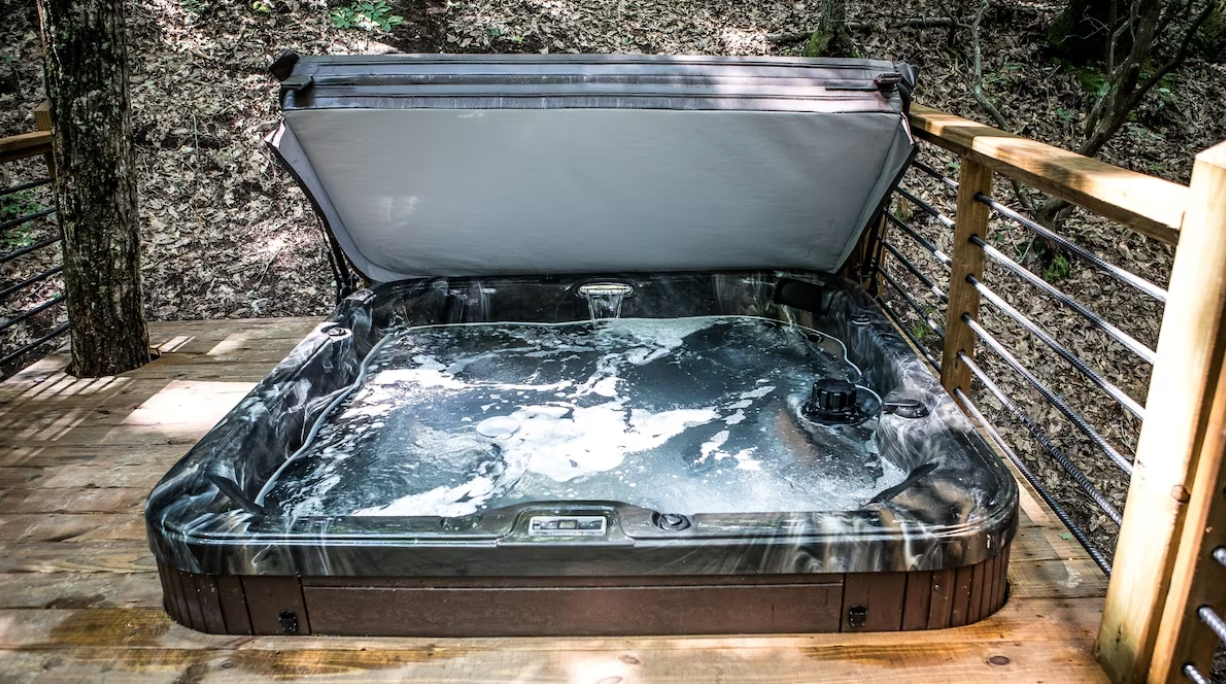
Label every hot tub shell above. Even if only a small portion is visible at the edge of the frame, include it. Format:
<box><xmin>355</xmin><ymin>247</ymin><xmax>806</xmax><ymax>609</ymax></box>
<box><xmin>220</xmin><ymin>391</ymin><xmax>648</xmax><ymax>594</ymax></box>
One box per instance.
<box><xmin>146</xmin><ymin>55</ymin><xmax>1018</xmax><ymax>636</ymax></box>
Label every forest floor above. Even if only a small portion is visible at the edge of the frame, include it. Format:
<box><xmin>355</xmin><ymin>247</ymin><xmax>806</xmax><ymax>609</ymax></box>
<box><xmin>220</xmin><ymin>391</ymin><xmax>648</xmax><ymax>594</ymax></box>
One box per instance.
<box><xmin>2</xmin><ymin>0</ymin><xmax>1226</xmax><ymax>657</ymax></box>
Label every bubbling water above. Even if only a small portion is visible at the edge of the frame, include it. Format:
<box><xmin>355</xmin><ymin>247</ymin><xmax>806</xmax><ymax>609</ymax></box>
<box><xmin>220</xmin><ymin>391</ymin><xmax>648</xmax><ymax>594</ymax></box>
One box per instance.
<box><xmin>262</xmin><ymin>316</ymin><xmax>907</xmax><ymax>518</ymax></box>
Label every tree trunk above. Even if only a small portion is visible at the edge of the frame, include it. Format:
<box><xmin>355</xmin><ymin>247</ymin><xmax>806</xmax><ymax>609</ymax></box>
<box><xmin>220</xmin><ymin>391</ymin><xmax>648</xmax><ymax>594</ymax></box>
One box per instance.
<box><xmin>36</xmin><ymin>0</ymin><xmax>150</xmax><ymax>377</ymax></box>
<box><xmin>804</xmin><ymin>0</ymin><xmax>850</xmax><ymax>57</ymax></box>
<box><xmin>1049</xmin><ymin>0</ymin><xmax>1120</xmax><ymax>63</ymax></box>
<box><xmin>1079</xmin><ymin>0</ymin><xmax>1164</xmax><ymax>155</ymax></box>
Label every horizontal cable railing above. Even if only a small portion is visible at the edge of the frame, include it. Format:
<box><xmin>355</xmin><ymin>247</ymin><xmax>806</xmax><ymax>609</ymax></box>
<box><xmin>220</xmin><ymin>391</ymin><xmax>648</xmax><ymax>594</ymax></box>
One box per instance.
<box><xmin>0</xmin><ymin>322</ymin><xmax>69</xmax><ymax>368</ymax></box>
<box><xmin>877</xmin><ymin>292</ymin><xmax>942</xmax><ymax>372</ymax></box>
<box><xmin>880</xmin><ymin>269</ymin><xmax>946</xmax><ymax>339</ymax></box>
<box><xmin>0</xmin><ymin>206</ymin><xmax>56</xmax><ymax>234</ymax></box>
<box><xmin>911</xmin><ymin>159</ymin><xmax>959</xmax><ymax>190</ymax></box>
<box><xmin>1</xmin><ymin>120</ymin><xmax>68</xmax><ymax>376</ymax></box>
<box><xmin>962</xmin><ymin>314</ymin><xmax>1135</xmax><ymax>476</ymax></box>
<box><xmin>0</xmin><ymin>296</ymin><xmax>65</xmax><ymax>334</ymax></box>
<box><xmin>880</xmin><ymin>241</ymin><xmax>948</xmax><ymax>303</ymax></box>
<box><xmin>885</xmin><ymin>212</ymin><xmax>953</xmax><ymax>268</ymax></box>
<box><xmin>954</xmin><ymin>382</ymin><xmax>1114</xmax><ymax>573</ymax></box>
<box><xmin>874</xmin><ymin>142</ymin><xmax>1156</xmax><ymax>577</ymax></box>
<box><xmin>0</xmin><ymin>177</ymin><xmax>51</xmax><ymax>198</ymax></box>
<box><xmin>967</xmin><ymin>275</ymin><xmax>1145</xmax><ymax>419</ymax></box>
<box><xmin>975</xmin><ymin>195</ymin><xmax>1169</xmax><ymax>303</ymax></box>
<box><xmin>0</xmin><ymin>235</ymin><xmax>64</xmax><ymax>265</ymax></box>
<box><xmin>894</xmin><ymin>186</ymin><xmax>956</xmax><ymax>229</ymax></box>
<box><xmin>0</xmin><ymin>265</ymin><xmax>64</xmax><ymax>301</ymax></box>
<box><xmin>958</xmin><ymin>352</ymin><xmax>1122</xmax><ymax>531</ymax></box>
<box><xmin>889</xmin><ymin>109</ymin><xmax>1226</xmax><ymax>684</ymax></box>
<box><xmin>967</xmin><ymin>234</ymin><xmax>1157</xmax><ymax>363</ymax></box>
<box><xmin>1176</xmin><ymin>549</ymin><xmax>1226</xmax><ymax>684</ymax></box>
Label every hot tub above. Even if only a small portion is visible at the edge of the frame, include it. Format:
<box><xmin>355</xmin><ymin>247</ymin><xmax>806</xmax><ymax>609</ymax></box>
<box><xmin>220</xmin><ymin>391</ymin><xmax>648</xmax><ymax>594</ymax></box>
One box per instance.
<box><xmin>146</xmin><ymin>54</ymin><xmax>1018</xmax><ymax>637</ymax></box>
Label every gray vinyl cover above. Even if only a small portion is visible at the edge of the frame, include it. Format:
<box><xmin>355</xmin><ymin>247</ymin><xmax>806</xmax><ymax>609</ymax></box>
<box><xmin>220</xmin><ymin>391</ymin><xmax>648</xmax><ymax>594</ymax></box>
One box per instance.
<box><xmin>269</xmin><ymin>55</ymin><xmax>916</xmax><ymax>281</ymax></box>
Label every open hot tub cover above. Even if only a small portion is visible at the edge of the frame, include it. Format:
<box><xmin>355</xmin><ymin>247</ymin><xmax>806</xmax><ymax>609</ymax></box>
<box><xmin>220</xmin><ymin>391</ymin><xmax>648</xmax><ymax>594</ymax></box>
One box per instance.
<box><xmin>268</xmin><ymin>54</ymin><xmax>917</xmax><ymax>281</ymax></box>
<box><xmin>140</xmin><ymin>56</ymin><xmax>1026</xmax><ymax>638</ymax></box>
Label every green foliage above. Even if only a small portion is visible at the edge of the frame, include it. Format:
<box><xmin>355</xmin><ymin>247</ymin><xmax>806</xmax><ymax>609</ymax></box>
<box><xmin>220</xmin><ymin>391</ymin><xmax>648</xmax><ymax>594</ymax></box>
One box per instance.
<box><xmin>1195</xmin><ymin>1</ymin><xmax>1226</xmax><ymax>57</ymax></box>
<box><xmin>983</xmin><ymin>62</ymin><xmax>1024</xmax><ymax>92</ymax></box>
<box><xmin>182</xmin><ymin>0</ymin><xmax>208</xmax><ymax>14</ymax></box>
<box><xmin>1055</xmin><ymin>107</ymin><xmax>1076</xmax><ymax>124</ymax></box>
<box><xmin>330</xmin><ymin>1</ymin><xmax>404</xmax><ymax>32</ymax></box>
<box><xmin>1073</xmin><ymin>67</ymin><xmax>1110</xmax><ymax>100</ymax></box>
<box><xmin>0</xmin><ymin>191</ymin><xmax>49</xmax><ymax>248</ymax></box>
<box><xmin>893</xmin><ymin>198</ymin><xmax>912</xmax><ymax>223</ymax></box>
<box><xmin>1155</xmin><ymin>85</ymin><xmax>1175</xmax><ymax>109</ymax></box>
<box><xmin>909</xmin><ymin>322</ymin><xmax>929</xmax><ymax>343</ymax></box>
<box><xmin>802</xmin><ymin>29</ymin><xmax>834</xmax><ymax>58</ymax></box>
<box><xmin>485</xmin><ymin>27</ymin><xmax>524</xmax><ymax>43</ymax></box>
<box><xmin>1124</xmin><ymin>122</ymin><xmax>1165</xmax><ymax>143</ymax></box>
<box><xmin>251</xmin><ymin>0</ymin><xmax>272</xmax><ymax>14</ymax></box>
<box><xmin>1041</xmin><ymin>253</ymin><xmax>1071</xmax><ymax>283</ymax></box>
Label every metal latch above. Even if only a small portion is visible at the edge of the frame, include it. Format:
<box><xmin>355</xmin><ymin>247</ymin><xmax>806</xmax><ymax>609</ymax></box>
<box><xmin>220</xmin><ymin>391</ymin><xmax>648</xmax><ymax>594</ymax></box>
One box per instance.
<box><xmin>848</xmin><ymin>605</ymin><xmax>869</xmax><ymax>628</ymax></box>
<box><xmin>278</xmin><ymin>610</ymin><xmax>299</xmax><ymax>634</ymax></box>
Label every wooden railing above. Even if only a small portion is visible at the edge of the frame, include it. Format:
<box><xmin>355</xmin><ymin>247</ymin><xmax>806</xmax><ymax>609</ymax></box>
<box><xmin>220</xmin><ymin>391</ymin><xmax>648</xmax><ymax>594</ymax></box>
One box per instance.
<box><xmin>0</xmin><ymin>101</ymin><xmax>67</xmax><ymax>375</ymax></box>
<box><xmin>1137</xmin><ymin>141</ymin><xmax>1226</xmax><ymax>684</ymax></box>
<box><xmin>0</xmin><ymin>101</ymin><xmax>54</xmax><ymax>169</ymax></box>
<box><xmin>891</xmin><ymin>103</ymin><xmax>1226</xmax><ymax>684</ymax></box>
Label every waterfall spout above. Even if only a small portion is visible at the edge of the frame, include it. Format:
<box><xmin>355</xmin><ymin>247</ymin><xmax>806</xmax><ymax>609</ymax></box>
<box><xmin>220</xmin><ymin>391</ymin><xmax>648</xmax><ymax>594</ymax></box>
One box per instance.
<box><xmin>578</xmin><ymin>282</ymin><xmax>633</xmax><ymax>322</ymax></box>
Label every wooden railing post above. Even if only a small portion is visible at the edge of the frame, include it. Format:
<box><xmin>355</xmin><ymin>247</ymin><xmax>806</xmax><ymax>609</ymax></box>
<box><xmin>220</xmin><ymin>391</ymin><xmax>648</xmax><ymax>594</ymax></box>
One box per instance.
<box><xmin>940</xmin><ymin>156</ymin><xmax>992</xmax><ymax>402</ymax></box>
<box><xmin>33</xmin><ymin>100</ymin><xmax>54</xmax><ymax>178</ymax></box>
<box><xmin>1097</xmin><ymin>139</ymin><xmax>1226</xmax><ymax>684</ymax></box>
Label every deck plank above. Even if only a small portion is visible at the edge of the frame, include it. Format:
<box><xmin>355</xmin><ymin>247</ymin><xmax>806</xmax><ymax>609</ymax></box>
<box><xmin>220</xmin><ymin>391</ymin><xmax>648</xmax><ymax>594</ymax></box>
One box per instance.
<box><xmin>0</xmin><ymin>639</ymin><xmax>1110</xmax><ymax>684</ymax></box>
<box><xmin>0</xmin><ymin>317</ymin><xmax>1110</xmax><ymax>683</ymax></box>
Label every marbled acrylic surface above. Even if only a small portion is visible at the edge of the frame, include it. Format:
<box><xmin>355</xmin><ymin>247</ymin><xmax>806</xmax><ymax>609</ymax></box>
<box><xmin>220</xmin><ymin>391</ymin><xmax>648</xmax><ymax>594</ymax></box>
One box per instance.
<box><xmin>145</xmin><ymin>272</ymin><xmax>1018</xmax><ymax>577</ymax></box>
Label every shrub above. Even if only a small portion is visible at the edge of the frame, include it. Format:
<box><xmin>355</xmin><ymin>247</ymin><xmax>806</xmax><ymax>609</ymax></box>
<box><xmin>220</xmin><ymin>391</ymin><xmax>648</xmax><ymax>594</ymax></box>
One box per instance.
<box><xmin>331</xmin><ymin>1</ymin><xmax>404</xmax><ymax>32</ymax></box>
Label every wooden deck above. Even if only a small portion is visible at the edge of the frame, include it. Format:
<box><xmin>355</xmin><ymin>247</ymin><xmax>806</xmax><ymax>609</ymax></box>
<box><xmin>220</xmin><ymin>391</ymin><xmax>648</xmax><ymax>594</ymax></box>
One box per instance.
<box><xmin>0</xmin><ymin>317</ymin><xmax>1110</xmax><ymax>683</ymax></box>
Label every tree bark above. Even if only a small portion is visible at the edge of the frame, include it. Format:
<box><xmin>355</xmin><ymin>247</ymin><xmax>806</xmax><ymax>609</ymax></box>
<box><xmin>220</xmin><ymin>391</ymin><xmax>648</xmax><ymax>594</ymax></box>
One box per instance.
<box><xmin>1049</xmin><ymin>0</ymin><xmax>1120</xmax><ymax>63</ymax></box>
<box><xmin>804</xmin><ymin>0</ymin><xmax>850</xmax><ymax>57</ymax></box>
<box><xmin>36</xmin><ymin>0</ymin><xmax>150</xmax><ymax>377</ymax></box>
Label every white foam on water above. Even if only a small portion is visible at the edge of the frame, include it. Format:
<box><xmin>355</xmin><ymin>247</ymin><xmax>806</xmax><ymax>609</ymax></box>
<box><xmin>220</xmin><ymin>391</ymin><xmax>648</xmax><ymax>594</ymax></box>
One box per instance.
<box><xmin>368</xmin><ymin>367</ymin><xmax>469</xmax><ymax>390</ymax></box>
<box><xmin>269</xmin><ymin>316</ymin><xmax>909</xmax><ymax>517</ymax></box>
<box><xmin>739</xmin><ymin>385</ymin><xmax>775</xmax><ymax>400</ymax></box>
<box><xmin>733</xmin><ymin>448</ymin><xmax>761</xmax><ymax>470</ymax></box>
<box><xmin>354</xmin><ymin>476</ymin><xmax>496</xmax><ymax>517</ymax></box>
<box><xmin>493</xmin><ymin>402</ymin><xmax>719</xmax><ymax>482</ymax></box>
<box><xmin>698</xmin><ymin>429</ymin><xmax>731</xmax><ymax>464</ymax></box>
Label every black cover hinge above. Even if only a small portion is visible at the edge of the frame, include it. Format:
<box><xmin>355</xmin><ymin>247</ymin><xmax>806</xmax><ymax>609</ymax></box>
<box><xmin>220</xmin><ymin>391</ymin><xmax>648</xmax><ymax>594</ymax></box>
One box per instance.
<box><xmin>269</xmin><ymin>50</ymin><xmax>300</xmax><ymax>81</ymax></box>
<box><xmin>279</xmin><ymin>74</ymin><xmax>314</xmax><ymax>93</ymax></box>
<box><xmin>873</xmin><ymin>72</ymin><xmax>903</xmax><ymax>91</ymax></box>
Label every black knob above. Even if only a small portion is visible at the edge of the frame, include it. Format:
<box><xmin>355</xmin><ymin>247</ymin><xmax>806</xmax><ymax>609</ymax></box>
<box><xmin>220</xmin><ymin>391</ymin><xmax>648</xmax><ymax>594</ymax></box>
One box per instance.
<box><xmin>811</xmin><ymin>378</ymin><xmax>857</xmax><ymax>415</ymax></box>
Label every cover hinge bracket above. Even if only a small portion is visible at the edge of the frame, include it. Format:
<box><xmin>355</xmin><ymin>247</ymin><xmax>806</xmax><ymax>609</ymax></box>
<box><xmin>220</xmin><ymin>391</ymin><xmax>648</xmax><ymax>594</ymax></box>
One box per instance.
<box><xmin>279</xmin><ymin>75</ymin><xmax>314</xmax><ymax>93</ymax></box>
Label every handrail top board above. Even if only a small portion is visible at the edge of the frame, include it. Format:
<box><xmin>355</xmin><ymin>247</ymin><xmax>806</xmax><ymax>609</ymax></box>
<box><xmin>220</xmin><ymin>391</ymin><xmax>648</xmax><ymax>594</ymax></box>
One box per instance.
<box><xmin>0</xmin><ymin>130</ymin><xmax>53</xmax><ymax>166</ymax></box>
<box><xmin>908</xmin><ymin>104</ymin><xmax>1186</xmax><ymax>245</ymax></box>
